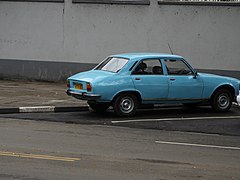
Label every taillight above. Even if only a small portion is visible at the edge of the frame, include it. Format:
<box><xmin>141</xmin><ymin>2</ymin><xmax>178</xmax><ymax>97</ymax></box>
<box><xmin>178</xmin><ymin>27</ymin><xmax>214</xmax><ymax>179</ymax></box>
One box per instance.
<box><xmin>86</xmin><ymin>83</ymin><xmax>92</xmax><ymax>92</ymax></box>
<box><xmin>67</xmin><ymin>80</ymin><xmax>70</xmax><ymax>88</ymax></box>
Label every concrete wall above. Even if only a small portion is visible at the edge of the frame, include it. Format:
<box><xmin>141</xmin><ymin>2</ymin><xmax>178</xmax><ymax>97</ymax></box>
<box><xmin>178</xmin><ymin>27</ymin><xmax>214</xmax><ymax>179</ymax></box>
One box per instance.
<box><xmin>0</xmin><ymin>0</ymin><xmax>240</xmax><ymax>81</ymax></box>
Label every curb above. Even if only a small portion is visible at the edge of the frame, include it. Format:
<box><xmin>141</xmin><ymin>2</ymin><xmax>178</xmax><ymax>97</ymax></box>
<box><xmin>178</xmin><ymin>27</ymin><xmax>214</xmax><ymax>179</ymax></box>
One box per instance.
<box><xmin>0</xmin><ymin>106</ymin><xmax>89</xmax><ymax>114</ymax></box>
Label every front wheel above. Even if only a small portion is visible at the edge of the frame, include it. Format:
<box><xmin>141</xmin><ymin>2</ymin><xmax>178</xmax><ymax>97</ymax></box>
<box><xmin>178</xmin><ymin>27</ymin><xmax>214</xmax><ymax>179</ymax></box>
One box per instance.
<box><xmin>113</xmin><ymin>93</ymin><xmax>139</xmax><ymax>117</ymax></box>
<box><xmin>211</xmin><ymin>89</ymin><xmax>232</xmax><ymax>112</ymax></box>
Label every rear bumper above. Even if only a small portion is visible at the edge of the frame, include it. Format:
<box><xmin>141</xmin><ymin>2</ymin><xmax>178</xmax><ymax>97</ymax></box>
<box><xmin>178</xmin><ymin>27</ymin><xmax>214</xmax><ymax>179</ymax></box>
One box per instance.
<box><xmin>66</xmin><ymin>90</ymin><xmax>101</xmax><ymax>101</ymax></box>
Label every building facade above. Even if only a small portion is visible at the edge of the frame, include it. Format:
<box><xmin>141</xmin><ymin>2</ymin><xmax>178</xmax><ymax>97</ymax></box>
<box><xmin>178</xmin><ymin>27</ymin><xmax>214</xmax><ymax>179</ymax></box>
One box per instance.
<box><xmin>0</xmin><ymin>0</ymin><xmax>240</xmax><ymax>81</ymax></box>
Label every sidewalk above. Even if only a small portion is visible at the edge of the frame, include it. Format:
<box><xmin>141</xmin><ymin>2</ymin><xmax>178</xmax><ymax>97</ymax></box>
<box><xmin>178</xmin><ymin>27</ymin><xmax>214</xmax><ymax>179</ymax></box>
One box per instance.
<box><xmin>0</xmin><ymin>80</ymin><xmax>88</xmax><ymax>113</ymax></box>
<box><xmin>0</xmin><ymin>80</ymin><xmax>239</xmax><ymax>114</ymax></box>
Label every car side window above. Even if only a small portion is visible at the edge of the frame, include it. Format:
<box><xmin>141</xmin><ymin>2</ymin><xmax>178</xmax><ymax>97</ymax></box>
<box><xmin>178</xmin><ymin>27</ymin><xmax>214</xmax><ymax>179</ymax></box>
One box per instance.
<box><xmin>132</xmin><ymin>59</ymin><xmax>163</xmax><ymax>75</ymax></box>
<box><xmin>164</xmin><ymin>59</ymin><xmax>193</xmax><ymax>75</ymax></box>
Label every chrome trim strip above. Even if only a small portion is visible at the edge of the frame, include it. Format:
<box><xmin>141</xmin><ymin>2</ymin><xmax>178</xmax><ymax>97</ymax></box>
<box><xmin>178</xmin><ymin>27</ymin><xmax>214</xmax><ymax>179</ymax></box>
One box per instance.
<box><xmin>143</xmin><ymin>98</ymin><xmax>209</xmax><ymax>101</ymax></box>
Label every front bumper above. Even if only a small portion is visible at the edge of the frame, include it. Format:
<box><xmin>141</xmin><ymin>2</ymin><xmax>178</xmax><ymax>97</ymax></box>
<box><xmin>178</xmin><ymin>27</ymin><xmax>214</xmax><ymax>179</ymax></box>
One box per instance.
<box><xmin>66</xmin><ymin>90</ymin><xmax>101</xmax><ymax>100</ymax></box>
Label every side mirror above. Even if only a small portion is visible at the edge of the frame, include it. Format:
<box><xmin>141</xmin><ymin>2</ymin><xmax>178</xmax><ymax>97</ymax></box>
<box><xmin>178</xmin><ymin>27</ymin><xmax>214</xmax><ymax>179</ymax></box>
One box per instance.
<box><xmin>193</xmin><ymin>71</ymin><xmax>198</xmax><ymax>79</ymax></box>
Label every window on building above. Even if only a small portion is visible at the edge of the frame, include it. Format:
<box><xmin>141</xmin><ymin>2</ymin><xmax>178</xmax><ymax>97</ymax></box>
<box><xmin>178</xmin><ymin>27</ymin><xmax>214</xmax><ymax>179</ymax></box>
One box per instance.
<box><xmin>158</xmin><ymin>0</ymin><xmax>240</xmax><ymax>5</ymax></box>
<box><xmin>0</xmin><ymin>0</ymin><xmax>63</xmax><ymax>2</ymax></box>
<box><xmin>72</xmin><ymin>0</ymin><xmax>150</xmax><ymax>5</ymax></box>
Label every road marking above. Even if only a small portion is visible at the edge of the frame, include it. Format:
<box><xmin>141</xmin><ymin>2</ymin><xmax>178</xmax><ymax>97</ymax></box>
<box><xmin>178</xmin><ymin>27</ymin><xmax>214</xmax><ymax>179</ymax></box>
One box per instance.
<box><xmin>111</xmin><ymin>115</ymin><xmax>240</xmax><ymax>124</ymax></box>
<box><xmin>0</xmin><ymin>151</ymin><xmax>80</xmax><ymax>162</ymax></box>
<box><xmin>155</xmin><ymin>141</ymin><xmax>240</xmax><ymax>150</ymax></box>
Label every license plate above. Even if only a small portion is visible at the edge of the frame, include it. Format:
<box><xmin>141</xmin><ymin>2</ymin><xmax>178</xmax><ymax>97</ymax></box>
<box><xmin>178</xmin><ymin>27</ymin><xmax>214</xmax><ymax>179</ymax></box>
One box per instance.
<box><xmin>74</xmin><ymin>83</ymin><xmax>83</xmax><ymax>90</ymax></box>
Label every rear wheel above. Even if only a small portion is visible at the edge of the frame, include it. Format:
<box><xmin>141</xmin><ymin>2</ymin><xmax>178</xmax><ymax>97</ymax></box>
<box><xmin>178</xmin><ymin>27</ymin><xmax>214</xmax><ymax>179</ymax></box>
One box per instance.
<box><xmin>113</xmin><ymin>93</ymin><xmax>139</xmax><ymax>117</ymax></box>
<box><xmin>88</xmin><ymin>102</ymin><xmax>110</xmax><ymax>112</ymax></box>
<box><xmin>211</xmin><ymin>89</ymin><xmax>232</xmax><ymax>112</ymax></box>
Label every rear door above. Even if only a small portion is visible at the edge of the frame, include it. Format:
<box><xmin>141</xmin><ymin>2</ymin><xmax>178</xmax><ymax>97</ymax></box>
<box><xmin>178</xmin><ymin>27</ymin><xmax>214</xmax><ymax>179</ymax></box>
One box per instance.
<box><xmin>131</xmin><ymin>59</ymin><xmax>168</xmax><ymax>101</ymax></box>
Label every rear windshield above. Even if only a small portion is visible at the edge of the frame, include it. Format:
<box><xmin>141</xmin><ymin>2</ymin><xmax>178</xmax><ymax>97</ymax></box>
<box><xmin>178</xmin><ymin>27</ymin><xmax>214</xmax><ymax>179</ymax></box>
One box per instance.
<box><xmin>95</xmin><ymin>57</ymin><xmax>129</xmax><ymax>73</ymax></box>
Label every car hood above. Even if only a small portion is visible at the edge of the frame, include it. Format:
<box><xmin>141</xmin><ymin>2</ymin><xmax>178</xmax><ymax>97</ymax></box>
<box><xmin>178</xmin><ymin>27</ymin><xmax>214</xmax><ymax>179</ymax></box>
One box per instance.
<box><xmin>68</xmin><ymin>70</ymin><xmax>114</xmax><ymax>83</ymax></box>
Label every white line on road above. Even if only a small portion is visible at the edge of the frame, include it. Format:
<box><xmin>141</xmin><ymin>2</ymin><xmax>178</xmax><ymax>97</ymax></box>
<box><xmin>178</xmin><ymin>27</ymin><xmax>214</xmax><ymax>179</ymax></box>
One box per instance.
<box><xmin>111</xmin><ymin>116</ymin><xmax>240</xmax><ymax>124</ymax></box>
<box><xmin>155</xmin><ymin>141</ymin><xmax>240</xmax><ymax>150</ymax></box>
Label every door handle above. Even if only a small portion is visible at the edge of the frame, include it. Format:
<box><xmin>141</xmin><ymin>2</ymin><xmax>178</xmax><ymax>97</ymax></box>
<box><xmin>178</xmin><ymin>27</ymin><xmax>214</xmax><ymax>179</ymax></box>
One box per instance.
<box><xmin>135</xmin><ymin>78</ymin><xmax>141</xmax><ymax>80</ymax></box>
<box><xmin>170</xmin><ymin>78</ymin><xmax>176</xmax><ymax>81</ymax></box>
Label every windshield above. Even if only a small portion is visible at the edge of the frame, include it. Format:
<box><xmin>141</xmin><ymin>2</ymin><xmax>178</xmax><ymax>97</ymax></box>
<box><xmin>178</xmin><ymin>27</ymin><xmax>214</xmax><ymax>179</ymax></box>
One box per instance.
<box><xmin>95</xmin><ymin>57</ymin><xmax>129</xmax><ymax>73</ymax></box>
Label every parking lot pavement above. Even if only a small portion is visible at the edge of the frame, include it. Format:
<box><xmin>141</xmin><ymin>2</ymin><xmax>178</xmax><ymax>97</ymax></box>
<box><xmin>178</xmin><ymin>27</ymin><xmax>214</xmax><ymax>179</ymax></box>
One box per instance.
<box><xmin>0</xmin><ymin>80</ymin><xmax>88</xmax><ymax>113</ymax></box>
<box><xmin>1</xmin><ymin>105</ymin><xmax>240</xmax><ymax>136</ymax></box>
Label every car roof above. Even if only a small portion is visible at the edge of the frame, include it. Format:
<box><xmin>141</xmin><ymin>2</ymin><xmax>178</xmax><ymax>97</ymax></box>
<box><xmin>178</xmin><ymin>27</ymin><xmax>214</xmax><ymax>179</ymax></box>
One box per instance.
<box><xmin>111</xmin><ymin>52</ymin><xmax>183</xmax><ymax>60</ymax></box>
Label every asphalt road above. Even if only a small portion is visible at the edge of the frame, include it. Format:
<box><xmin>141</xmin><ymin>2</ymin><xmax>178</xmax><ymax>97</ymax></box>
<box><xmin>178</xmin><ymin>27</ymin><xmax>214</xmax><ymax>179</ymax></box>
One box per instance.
<box><xmin>0</xmin><ymin>105</ymin><xmax>240</xmax><ymax>179</ymax></box>
<box><xmin>0</xmin><ymin>118</ymin><xmax>240</xmax><ymax>180</ymax></box>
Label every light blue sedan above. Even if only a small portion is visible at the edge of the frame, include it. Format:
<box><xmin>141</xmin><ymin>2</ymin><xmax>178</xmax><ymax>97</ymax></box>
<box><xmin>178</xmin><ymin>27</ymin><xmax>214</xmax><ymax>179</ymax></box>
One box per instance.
<box><xmin>66</xmin><ymin>53</ymin><xmax>240</xmax><ymax>116</ymax></box>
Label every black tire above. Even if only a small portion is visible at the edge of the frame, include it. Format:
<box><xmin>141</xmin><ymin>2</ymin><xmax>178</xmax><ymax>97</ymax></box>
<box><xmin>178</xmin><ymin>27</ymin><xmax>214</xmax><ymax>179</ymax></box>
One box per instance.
<box><xmin>113</xmin><ymin>93</ymin><xmax>139</xmax><ymax>117</ymax></box>
<box><xmin>211</xmin><ymin>89</ymin><xmax>232</xmax><ymax>112</ymax></box>
<box><xmin>88</xmin><ymin>102</ymin><xmax>110</xmax><ymax>112</ymax></box>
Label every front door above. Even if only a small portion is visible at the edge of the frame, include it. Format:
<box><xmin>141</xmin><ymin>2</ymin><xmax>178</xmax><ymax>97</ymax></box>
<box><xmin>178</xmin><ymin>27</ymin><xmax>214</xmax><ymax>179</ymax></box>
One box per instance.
<box><xmin>163</xmin><ymin>59</ymin><xmax>203</xmax><ymax>100</ymax></box>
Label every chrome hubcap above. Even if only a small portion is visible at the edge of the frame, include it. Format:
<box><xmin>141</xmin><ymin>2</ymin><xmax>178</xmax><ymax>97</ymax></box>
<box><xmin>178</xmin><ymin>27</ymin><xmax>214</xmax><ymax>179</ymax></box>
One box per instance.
<box><xmin>217</xmin><ymin>93</ymin><xmax>230</xmax><ymax>109</ymax></box>
<box><xmin>120</xmin><ymin>97</ymin><xmax>134</xmax><ymax>113</ymax></box>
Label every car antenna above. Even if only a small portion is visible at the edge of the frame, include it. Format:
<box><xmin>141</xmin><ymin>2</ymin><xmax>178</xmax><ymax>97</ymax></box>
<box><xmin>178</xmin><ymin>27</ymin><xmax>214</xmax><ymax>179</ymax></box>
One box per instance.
<box><xmin>168</xmin><ymin>43</ymin><xmax>174</xmax><ymax>55</ymax></box>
